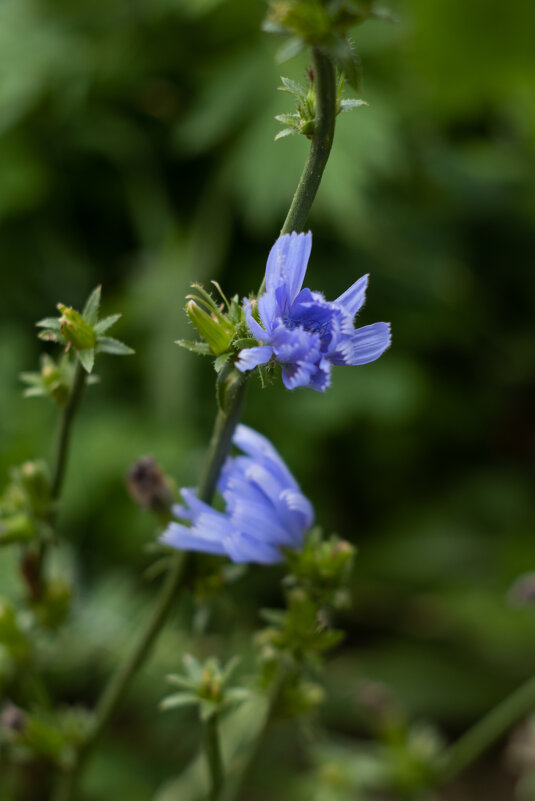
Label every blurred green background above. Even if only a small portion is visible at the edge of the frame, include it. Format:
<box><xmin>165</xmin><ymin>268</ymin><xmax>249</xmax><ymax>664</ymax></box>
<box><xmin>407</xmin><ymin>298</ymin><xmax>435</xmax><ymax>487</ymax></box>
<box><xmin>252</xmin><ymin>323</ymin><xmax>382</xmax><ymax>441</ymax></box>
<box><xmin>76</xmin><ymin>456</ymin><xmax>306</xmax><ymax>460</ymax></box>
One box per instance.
<box><xmin>1</xmin><ymin>0</ymin><xmax>534</xmax><ymax>798</ymax></box>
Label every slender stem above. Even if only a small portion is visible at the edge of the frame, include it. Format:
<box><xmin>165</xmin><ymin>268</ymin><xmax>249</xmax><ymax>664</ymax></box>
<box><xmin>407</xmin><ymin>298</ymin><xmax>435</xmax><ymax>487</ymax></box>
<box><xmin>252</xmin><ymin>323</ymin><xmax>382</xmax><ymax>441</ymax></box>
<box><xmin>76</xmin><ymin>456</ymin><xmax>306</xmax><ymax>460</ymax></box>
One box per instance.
<box><xmin>51</xmin><ymin>359</ymin><xmax>86</xmax><ymax>501</ymax></box>
<box><xmin>280</xmin><ymin>47</ymin><xmax>336</xmax><ymax>236</ymax></box>
<box><xmin>28</xmin><ymin>358</ymin><xmax>86</xmax><ymax>600</ymax></box>
<box><xmin>438</xmin><ymin>674</ymin><xmax>535</xmax><ymax>785</ymax></box>
<box><xmin>205</xmin><ymin>715</ymin><xmax>224</xmax><ymax>801</ymax></box>
<box><xmin>52</xmin><ymin>40</ymin><xmax>337</xmax><ymax>801</ymax></box>
<box><xmin>53</xmin><ymin>382</ymin><xmax>248</xmax><ymax>801</ymax></box>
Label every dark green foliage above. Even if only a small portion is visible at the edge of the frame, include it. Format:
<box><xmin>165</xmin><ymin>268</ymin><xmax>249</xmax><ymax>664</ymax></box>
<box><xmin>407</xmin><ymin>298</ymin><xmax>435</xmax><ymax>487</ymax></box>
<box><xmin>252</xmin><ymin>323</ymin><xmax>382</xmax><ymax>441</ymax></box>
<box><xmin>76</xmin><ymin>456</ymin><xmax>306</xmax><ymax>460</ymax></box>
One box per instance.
<box><xmin>1</xmin><ymin>0</ymin><xmax>534</xmax><ymax>799</ymax></box>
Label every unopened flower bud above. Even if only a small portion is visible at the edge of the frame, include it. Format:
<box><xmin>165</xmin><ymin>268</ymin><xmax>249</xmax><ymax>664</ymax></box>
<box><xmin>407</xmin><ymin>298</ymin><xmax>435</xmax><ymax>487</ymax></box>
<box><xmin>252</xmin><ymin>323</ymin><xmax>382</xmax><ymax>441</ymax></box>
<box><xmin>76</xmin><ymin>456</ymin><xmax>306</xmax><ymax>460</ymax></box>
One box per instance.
<box><xmin>186</xmin><ymin>300</ymin><xmax>233</xmax><ymax>356</ymax></box>
<box><xmin>508</xmin><ymin>573</ymin><xmax>535</xmax><ymax>607</ymax></box>
<box><xmin>0</xmin><ymin>513</ymin><xmax>35</xmax><ymax>546</ymax></box>
<box><xmin>57</xmin><ymin>304</ymin><xmax>97</xmax><ymax>350</ymax></box>
<box><xmin>1</xmin><ymin>701</ymin><xmax>26</xmax><ymax>735</ymax></box>
<box><xmin>127</xmin><ymin>456</ymin><xmax>174</xmax><ymax>515</ymax></box>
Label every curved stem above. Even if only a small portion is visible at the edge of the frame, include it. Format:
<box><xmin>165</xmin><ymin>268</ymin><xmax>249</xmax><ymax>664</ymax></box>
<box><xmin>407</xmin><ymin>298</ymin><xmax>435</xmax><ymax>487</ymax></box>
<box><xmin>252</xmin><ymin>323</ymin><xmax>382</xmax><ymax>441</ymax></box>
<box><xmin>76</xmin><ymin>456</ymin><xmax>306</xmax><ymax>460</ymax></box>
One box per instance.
<box><xmin>280</xmin><ymin>47</ymin><xmax>336</xmax><ymax>236</ymax></box>
<box><xmin>53</xmin><ymin>382</ymin><xmax>247</xmax><ymax>801</ymax></box>
<box><xmin>51</xmin><ymin>359</ymin><xmax>86</xmax><ymax>501</ymax></box>
<box><xmin>438</xmin><ymin>674</ymin><xmax>535</xmax><ymax>785</ymax></box>
<box><xmin>28</xmin><ymin>359</ymin><xmax>86</xmax><ymax>600</ymax></box>
<box><xmin>205</xmin><ymin>715</ymin><xmax>224</xmax><ymax>801</ymax></box>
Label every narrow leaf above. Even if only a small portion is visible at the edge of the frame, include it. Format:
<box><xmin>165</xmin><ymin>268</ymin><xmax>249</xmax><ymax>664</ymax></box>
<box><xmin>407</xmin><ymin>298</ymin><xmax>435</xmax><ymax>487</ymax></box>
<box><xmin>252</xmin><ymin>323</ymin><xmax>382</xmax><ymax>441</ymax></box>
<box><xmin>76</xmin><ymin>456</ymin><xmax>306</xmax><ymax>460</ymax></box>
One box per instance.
<box><xmin>175</xmin><ymin>339</ymin><xmax>211</xmax><ymax>355</ymax></box>
<box><xmin>275</xmin><ymin>128</ymin><xmax>296</xmax><ymax>141</ymax></box>
<box><xmin>94</xmin><ymin>314</ymin><xmax>122</xmax><ymax>334</ymax></box>
<box><xmin>36</xmin><ymin>317</ymin><xmax>61</xmax><ymax>330</ymax></box>
<box><xmin>83</xmin><ymin>285</ymin><xmax>102</xmax><ymax>325</ymax></box>
<box><xmin>160</xmin><ymin>693</ymin><xmax>199</xmax><ymax>712</ymax></box>
<box><xmin>340</xmin><ymin>99</ymin><xmax>368</xmax><ymax>112</ymax></box>
<box><xmin>77</xmin><ymin>348</ymin><xmax>95</xmax><ymax>373</ymax></box>
<box><xmin>96</xmin><ymin>337</ymin><xmax>135</xmax><ymax>356</ymax></box>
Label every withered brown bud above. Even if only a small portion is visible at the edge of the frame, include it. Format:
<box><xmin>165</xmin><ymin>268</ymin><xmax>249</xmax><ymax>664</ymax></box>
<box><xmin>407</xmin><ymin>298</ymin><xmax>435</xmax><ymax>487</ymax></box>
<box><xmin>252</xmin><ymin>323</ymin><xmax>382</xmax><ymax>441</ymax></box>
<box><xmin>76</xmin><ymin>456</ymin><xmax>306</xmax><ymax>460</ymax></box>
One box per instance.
<box><xmin>126</xmin><ymin>456</ymin><xmax>173</xmax><ymax>514</ymax></box>
<box><xmin>1</xmin><ymin>702</ymin><xmax>27</xmax><ymax>735</ymax></box>
<box><xmin>508</xmin><ymin>573</ymin><xmax>535</xmax><ymax>607</ymax></box>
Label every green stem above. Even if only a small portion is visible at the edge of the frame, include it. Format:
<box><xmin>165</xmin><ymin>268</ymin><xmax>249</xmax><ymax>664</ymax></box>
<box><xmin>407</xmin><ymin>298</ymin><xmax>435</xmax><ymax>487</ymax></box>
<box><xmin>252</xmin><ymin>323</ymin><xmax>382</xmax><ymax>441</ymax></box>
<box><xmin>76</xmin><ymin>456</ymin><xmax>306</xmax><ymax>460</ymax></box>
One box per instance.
<box><xmin>53</xmin><ymin>382</ymin><xmax>247</xmax><ymax>801</ymax></box>
<box><xmin>30</xmin><ymin>358</ymin><xmax>86</xmax><ymax>600</ymax></box>
<box><xmin>205</xmin><ymin>715</ymin><xmax>224</xmax><ymax>801</ymax></box>
<box><xmin>52</xmin><ymin>41</ymin><xmax>337</xmax><ymax>801</ymax></box>
<box><xmin>438</xmin><ymin>674</ymin><xmax>535</xmax><ymax>785</ymax></box>
<box><xmin>280</xmin><ymin>47</ymin><xmax>336</xmax><ymax>236</ymax></box>
<box><xmin>51</xmin><ymin>359</ymin><xmax>87</xmax><ymax>501</ymax></box>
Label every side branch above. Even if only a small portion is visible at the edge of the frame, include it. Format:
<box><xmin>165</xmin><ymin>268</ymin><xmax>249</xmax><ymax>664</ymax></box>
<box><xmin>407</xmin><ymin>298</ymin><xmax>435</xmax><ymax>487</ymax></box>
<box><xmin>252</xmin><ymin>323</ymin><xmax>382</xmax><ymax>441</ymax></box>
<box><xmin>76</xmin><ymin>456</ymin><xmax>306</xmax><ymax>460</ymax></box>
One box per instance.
<box><xmin>281</xmin><ymin>47</ymin><xmax>337</xmax><ymax>235</ymax></box>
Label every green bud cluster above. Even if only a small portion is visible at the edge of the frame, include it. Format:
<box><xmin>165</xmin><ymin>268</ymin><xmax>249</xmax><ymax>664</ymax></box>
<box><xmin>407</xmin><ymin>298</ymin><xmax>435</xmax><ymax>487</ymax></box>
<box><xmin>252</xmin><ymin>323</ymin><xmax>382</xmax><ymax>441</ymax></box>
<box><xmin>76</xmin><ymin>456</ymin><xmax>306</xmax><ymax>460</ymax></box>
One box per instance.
<box><xmin>264</xmin><ymin>0</ymin><xmax>392</xmax><ymax>91</ymax></box>
<box><xmin>177</xmin><ymin>281</ymin><xmax>262</xmax><ymax>411</ymax></box>
<box><xmin>36</xmin><ymin>285</ymin><xmax>134</xmax><ymax>374</ymax></box>
<box><xmin>1</xmin><ymin>705</ymin><xmax>93</xmax><ymax>768</ymax></box>
<box><xmin>276</xmin><ymin>73</ymin><xmax>367</xmax><ymax>141</ymax></box>
<box><xmin>257</xmin><ymin>530</ymin><xmax>355</xmax><ymax>717</ymax></box>
<box><xmin>20</xmin><ymin>354</ymin><xmax>75</xmax><ymax>406</ymax></box>
<box><xmin>0</xmin><ymin>461</ymin><xmax>52</xmax><ymax>549</ymax></box>
<box><xmin>161</xmin><ymin>654</ymin><xmax>249</xmax><ymax>723</ymax></box>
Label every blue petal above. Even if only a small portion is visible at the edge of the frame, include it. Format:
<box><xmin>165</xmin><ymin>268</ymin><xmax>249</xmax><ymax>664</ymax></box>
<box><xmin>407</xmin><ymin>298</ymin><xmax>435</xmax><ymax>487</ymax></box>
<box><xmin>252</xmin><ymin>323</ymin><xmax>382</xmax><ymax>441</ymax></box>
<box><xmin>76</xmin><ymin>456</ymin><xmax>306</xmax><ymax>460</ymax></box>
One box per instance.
<box><xmin>257</xmin><ymin>292</ymin><xmax>278</xmax><ymax>332</ymax></box>
<box><xmin>243</xmin><ymin>298</ymin><xmax>269</xmax><ymax>341</ymax></box>
<box><xmin>265</xmin><ymin>232</ymin><xmax>312</xmax><ymax>305</ymax></box>
<box><xmin>225</xmin><ymin>533</ymin><xmax>282</xmax><ymax>564</ymax></box>
<box><xmin>233</xmin><ymin>425</ymin><xmax>297</xmax><ymax>488</ymax></box>
<box><xmin>235</xmin><ymin>345</ymin><xmax>273</xmax><ymax>373</ymax></box>
<box><xmin>347</xmin><ymin>322</ymin><xmax>391</xmax><ymax>365</ymax></box>
<box><xmin>281</xmin><ymin>360</ymin><xmax>318</xmax><ymax>390</ymax></box>
<box><xmin>335</xmin><ymin>274</ymin><xmax>369</xmax><ymax>317</ymax></box>
<box><xmin>160</xmin><ymin>522</ymin><xmax>227</xmax><ymax>556</ymax></box>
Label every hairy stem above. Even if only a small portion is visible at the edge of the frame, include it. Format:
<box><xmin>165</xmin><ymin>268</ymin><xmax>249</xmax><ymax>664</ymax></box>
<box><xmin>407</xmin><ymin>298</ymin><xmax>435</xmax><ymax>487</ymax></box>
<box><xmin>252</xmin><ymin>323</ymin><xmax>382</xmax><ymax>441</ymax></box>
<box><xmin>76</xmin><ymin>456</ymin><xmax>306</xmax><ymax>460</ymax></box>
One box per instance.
<box><xmin>280</xmin><ymin>46</ymin><xmax>336</xmax><ymax>235</ymax></box>
<box><xmin>205</xmin><ymin>715</ymin><xmax>224</xmax><ymax>801</ymax></box>
<box><xmin>438</xmin><ymin>674</ymin><xmax>535</xmax><ymax>785</ymax></box>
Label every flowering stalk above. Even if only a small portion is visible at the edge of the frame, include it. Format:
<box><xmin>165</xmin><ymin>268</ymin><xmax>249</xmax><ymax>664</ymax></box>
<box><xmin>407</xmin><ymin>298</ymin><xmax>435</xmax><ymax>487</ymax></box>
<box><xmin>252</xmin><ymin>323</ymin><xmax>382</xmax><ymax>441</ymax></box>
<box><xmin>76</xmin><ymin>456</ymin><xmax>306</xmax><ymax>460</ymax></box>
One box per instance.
<box><xmin>280</xmin><ymin>47</ymin><xmax>336</xmax><ymax>236</ymax></box>
<box><xmin>205</xmin><ymin>714</ymin><xmax>224</xmax><ymax>801</ymax></box>
<box><xmin>53</xmin><ymin>37</ymin><xmax>339</xmax><ymax>801</ymax></box>
<box><xmin>30</xmin><ymin>359</ymin><xmax>86</xmax><ymax>599</ymax></box>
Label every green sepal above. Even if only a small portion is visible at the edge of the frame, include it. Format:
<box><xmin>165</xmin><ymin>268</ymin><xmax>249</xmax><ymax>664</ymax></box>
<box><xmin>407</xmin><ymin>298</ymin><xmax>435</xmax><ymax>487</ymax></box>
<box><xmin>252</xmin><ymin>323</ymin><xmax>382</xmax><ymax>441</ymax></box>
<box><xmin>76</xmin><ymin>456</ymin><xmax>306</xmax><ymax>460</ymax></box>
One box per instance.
<box><xmin>94</xmin><ymin>313</ymin><xmax>122</xmax><ymax>334</ymax></box>
<box><xmin>175</xmin><ymin>339</ymin><xmax>212</xmax><ymax>355</ymax></box>
<box><xmin>214</xmin><ymin>353</ymin><xmax>231</xmax><ymax>373</ymax></box>
<box><xmin>187</xmin><ymin>300</ymin><xmax>233</xmax><ymax>356</ymax></box>
<box><xmin>77</xmin><ymin>348</ymin><xmax>95</xmax><ymax>374</ymax></box>
<box><xmin>82</xmin><ymin>285</ymin><xmax>102</xmax><ymax>325</ymax></box>
<box><xmin>96</xmin><ymin>337</ymin><xmax>135</xmax><ymax>356</ymax></box>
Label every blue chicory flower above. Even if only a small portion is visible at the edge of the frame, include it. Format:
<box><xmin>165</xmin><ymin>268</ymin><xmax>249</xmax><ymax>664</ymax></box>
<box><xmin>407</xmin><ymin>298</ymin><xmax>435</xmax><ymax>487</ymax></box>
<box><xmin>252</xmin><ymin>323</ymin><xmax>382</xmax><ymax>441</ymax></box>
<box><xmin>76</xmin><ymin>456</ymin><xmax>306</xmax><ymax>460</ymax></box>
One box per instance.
<box><xmin>161</xmin><ymin>424</ymin><xmax>314</xmax><ymax>564</ymax></box>
<box><xmin>235</xmin><ymin>232</ymin><xmax>391</xmax><ymax>391</ymax></box>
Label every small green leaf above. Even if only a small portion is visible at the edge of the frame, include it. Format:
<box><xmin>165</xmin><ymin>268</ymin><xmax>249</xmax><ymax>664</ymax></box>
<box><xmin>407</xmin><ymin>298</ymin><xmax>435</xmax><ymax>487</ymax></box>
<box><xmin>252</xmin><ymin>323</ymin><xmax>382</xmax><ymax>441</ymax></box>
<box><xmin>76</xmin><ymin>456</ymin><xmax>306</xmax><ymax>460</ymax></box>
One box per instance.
<box><xmin>36</xmin><ymin>318</ymin><xmax>62</xmax><ymax>330</ymax></box>
<box><xmin>160</xmin><ymin>692</ymin><xmax>199</xmax><ymax>712</ymax></box>
<box><xmin>96</xmin><ymin>337</ymin><xmax>135</xmax><ymax>356</ymax></box>
<box><xmin>77</xmin><ymin>348</ymin><xmax>95</xmax><ymax>373</ymax></box>
<box><xmin>340</xmin><ymin>98</ymin><xmax>368</xmax><ymax>112</ymax></box>
<box><xmin>275</xmin><ymin>128</ymin><xmax>296</xmax><ymax>141</ymax></box>
<box><xmin>83</xmin><ymin>285</ymin><xmax>102</xmax><ymax>325</ymax></box>
<box><xmin>175</xmin><ymin>339</ymin><xmax>212</xmax><ymax>355</ymax></box>
<box><xmin>279</xmin><ymin>76</ymin><xmax>307</xmax><ymax>99</ymax></box>
<box><xmin>214</xmin><ymin>353</ymin><xmax>230</xmax><ymax>373</ymax></box>
<box><xmin>94</xmin><ymin>314</ymin><xmax>122</xmax><ymax>334</ymax></box>
<box><xmin>233</xmin><ymin>337</ymin><xmax>260</xmax><ymax>350</ymax></box>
